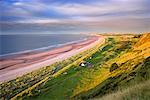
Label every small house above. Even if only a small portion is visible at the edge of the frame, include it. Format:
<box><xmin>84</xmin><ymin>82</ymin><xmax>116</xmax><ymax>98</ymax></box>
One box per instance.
<box><xmin>79</xmin><ymin>61</ymin><xmax>93</xmax><ymax>68</ymax></box>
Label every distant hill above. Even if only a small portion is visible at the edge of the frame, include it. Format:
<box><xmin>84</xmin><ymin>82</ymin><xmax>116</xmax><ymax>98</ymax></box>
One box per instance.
<box><xmin>134</xmin><ymin>33</ymin><xmax>150</xmax><ymax>49</ymax></box>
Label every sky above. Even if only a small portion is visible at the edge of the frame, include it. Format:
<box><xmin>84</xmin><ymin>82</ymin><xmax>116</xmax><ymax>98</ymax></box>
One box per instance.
<box><xmin>0</xmin><ymin>0</ymin><xmax>150</xmax><ymax>34</ymax></box>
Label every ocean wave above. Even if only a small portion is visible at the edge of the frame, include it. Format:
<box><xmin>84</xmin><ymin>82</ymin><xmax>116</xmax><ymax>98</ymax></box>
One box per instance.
<box><xmin>0</xmin><ymin>38</ymin><xmax>88</xmax><ymax>58</ymax></box>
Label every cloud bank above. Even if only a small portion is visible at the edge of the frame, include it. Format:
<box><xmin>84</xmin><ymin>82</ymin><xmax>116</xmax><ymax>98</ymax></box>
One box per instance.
<box><xmin>0</xmin><ymin>0</ymin><xmax>150</xmax><ymax>33</ymax></box>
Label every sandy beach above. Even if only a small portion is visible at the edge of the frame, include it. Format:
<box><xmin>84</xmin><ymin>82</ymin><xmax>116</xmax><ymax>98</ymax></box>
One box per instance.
<box><xmin>0</xmin><ymin>35</ymin><xmax>104</xmax><ymax>83</ymax></box>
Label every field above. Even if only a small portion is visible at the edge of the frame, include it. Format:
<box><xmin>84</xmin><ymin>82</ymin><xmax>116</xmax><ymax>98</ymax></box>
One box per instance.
<box><xmin>0</xmin><ymin>33</ymin><xmax>150</xmax><ymax>100</ymax></box>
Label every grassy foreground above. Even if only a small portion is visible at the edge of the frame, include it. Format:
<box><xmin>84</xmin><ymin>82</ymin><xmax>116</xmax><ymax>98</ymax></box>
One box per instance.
<box><xmin>0</xmin><ymin>33</ymin><xmax>150</xmax><ymax>100</ymax></box>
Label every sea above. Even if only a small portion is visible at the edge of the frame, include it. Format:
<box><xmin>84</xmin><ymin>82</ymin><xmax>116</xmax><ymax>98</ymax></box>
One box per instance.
<box><xmin>0</xmin><ymin>34</ymin><xmax>89</xmax><ymax>57</ymax></box>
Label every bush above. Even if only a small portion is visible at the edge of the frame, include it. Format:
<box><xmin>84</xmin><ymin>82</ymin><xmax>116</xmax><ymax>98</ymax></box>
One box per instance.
<box><xmin>110</xmin><ymin>63</ymin><xmax>119</xmax><ymax>72</ymax></box>
<box><xmin>133</xmin><ymin>34</ymin><xmax>142</xmax><ymax>38</ymax></box>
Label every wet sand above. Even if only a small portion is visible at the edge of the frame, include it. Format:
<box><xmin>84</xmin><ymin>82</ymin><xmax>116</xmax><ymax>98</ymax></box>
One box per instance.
<box><xmin>0</xmin><ymin>36</ymin><xmax>104</xmax><ymax>83</ymax></box>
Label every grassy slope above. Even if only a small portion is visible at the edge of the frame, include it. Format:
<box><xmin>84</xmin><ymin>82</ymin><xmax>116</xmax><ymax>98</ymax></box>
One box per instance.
<box><xmin>23</xmin><ymin>34</ymin><xmax>142</xmax><ymax>99</ymax></box>
<box><xmin>4</xmin><ymin>33</ymin><xmax>149</xmax><ymax>100</ymax></box>
<box><xmin>74</xmin><ymin>33</ymin><xmax>150</xmax><ymax>100</ymax></box>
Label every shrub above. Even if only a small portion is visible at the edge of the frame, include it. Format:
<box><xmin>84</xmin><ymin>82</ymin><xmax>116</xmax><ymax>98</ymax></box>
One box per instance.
<box><xmin>110</xmin><ymin>63</ymin><xmax>119</xmax><ymax>72</ymax></box>
<box><xmin>133</xmin><ymin>34</ymin><xmax>142</xmax><ymax>38</ymax></box>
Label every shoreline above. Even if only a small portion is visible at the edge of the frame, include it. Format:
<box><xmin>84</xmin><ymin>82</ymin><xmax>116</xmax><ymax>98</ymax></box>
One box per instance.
<box><xmin>0</xmin><ymin>37</ymin><xmax>88</xmax><ymax>58</ymax></box>
<box><xmin>0</xmin><ymin>35</ymin><xmax>104</xmax><ymax>83</ymax></box>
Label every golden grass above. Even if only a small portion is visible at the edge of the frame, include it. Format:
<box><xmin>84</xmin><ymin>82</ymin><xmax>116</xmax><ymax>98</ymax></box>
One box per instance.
<box><xmin>72</xmin><ymin>33</ymin><xmax>150</xmax><ymax>98</ymax></box>
<box><xmin>72</xmin><ymin>68</ymin><xmax>109</xmax><ymax>97</ymax></box>
<box><xmin>134</xmin><ymin>33</ymin><xmax>150</xmax><ymax>48</ymax></box>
